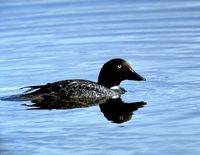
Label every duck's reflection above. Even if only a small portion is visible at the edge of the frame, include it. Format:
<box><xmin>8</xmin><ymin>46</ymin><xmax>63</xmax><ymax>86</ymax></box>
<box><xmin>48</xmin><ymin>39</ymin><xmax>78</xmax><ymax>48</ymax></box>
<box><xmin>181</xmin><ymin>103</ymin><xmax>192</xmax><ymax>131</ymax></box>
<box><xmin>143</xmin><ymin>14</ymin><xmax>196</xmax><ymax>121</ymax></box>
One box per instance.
<box><xmin>26</xmin><ymin>96</ymin><xmax>146</xmax><ymax>123</ymax></box>
<box><xmin>99</xmin><ymin>98</ymin><xmax>146</xmax><ymax>123</ymax></box>
<box><xmin>24</xmin><ymin>96</ymin><xmax>109</xmax><ymax>109</ymax></box>
<box><xmin>1</xmin><ymin>95</ymin><xmax>146</xmax><ymax>123</ymax></box>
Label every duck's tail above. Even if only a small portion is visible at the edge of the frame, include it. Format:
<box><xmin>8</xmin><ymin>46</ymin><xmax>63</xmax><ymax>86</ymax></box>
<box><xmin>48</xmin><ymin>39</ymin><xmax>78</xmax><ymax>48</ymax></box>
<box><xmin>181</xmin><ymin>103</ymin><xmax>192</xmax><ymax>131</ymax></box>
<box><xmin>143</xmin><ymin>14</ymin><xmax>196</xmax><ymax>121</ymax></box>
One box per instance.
<box><xmin>20</xmin><ymin>85</ymin><xmax>44</xmax><ymax>93</ymax></box>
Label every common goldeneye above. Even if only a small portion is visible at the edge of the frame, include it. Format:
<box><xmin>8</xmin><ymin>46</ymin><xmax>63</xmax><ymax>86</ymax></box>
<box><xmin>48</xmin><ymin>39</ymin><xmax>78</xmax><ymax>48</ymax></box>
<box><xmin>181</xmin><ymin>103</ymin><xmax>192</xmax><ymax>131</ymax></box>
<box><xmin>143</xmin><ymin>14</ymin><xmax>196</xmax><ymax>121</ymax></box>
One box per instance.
<box><xmin>20</xmin><ymin>58</ymin><xmax>145</xmax><ymax>101</ymax></box>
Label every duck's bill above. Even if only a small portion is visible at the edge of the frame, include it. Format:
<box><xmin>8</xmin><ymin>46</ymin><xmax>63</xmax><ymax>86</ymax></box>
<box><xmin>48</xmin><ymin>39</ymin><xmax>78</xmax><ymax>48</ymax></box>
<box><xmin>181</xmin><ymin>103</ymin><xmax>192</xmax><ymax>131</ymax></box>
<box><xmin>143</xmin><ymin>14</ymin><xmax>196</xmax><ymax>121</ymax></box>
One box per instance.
<box><xmin>128</xmin><ymin>70</ymin><xmax>146</xmax><ymax>81</ymax></box>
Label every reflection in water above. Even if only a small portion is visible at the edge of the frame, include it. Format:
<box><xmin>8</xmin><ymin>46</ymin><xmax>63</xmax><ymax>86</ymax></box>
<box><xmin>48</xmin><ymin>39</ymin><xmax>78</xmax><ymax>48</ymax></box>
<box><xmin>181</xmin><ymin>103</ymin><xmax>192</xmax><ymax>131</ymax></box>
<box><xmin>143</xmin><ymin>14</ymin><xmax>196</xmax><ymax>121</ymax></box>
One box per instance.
<box><xmin>1</xmin><ymin>94</ymin><xmax>107</xmax><ymax>109</ymax></box>
<box><xmin>25</xmin><ymin>96</ymin><xmax>109</xmax><ymax>109</ymax></box>
<box><xmin>100</xmin><ymin>98</ymin><xmax>146</xmax><ymax>123</ymax></box>
<box><xmin>1</xmin><ymin>95</ymin><xmax>146</xmax><ymax>123</ymax></box>
<box><xmin>28</xmin><ymin>97</ymin><xmax>146</xmax><ymax>123</ymax></box>
<box><xmin>27</xmin><ymin>97</ymin><xmax>146</xmax><ymax>123</ymax></box>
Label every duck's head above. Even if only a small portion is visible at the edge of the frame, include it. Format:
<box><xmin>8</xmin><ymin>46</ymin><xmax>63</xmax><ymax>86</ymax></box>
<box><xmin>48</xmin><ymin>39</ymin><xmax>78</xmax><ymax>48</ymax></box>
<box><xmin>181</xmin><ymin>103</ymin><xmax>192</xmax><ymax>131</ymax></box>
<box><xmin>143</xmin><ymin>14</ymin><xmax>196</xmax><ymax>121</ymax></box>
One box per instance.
<box><xmin>98</xmin><ymin>58</ymin><xmax>146</xmax><ymax>88</ymax></box>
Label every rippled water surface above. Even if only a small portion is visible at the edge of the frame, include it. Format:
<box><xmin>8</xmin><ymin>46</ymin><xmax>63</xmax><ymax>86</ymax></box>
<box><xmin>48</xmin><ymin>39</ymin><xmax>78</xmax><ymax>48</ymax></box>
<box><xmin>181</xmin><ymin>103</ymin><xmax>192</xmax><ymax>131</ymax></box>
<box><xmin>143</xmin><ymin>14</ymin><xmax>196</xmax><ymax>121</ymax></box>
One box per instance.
<box><xmin>1</xmin><ymin>0</ymin><xmax>200</xmax><ymax>155</ymax></box>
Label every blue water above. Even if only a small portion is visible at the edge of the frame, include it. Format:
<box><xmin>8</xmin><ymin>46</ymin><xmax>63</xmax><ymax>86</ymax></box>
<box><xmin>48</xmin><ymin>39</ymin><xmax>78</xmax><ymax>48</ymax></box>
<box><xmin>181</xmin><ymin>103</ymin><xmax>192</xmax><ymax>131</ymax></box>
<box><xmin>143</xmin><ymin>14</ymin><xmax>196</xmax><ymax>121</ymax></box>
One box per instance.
<box><xmin>1</xmin><ymin>0</ymin><xmax>200</xmax><ymax>154</ymax></box>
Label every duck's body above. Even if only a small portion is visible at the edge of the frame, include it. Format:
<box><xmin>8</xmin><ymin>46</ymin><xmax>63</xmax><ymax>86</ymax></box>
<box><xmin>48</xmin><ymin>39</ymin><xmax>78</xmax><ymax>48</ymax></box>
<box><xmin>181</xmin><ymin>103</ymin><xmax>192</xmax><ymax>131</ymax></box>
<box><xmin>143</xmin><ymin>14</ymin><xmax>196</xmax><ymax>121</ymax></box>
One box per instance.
<box><xmin>20</xmin><ymin>58</ymin><xmax>145</xmax><ymax>101</ymax></box>
<box><xmin>21</xmin><ymin>79</ymin><xmax>125</xmax><ymax>100</ymax></box>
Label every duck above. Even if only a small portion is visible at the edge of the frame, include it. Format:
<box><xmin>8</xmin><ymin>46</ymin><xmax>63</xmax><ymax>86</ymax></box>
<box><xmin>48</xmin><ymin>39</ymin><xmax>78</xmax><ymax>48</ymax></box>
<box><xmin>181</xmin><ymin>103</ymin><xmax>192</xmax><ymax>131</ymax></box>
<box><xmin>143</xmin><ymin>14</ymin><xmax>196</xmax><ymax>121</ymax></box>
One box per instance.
<box><xmin>20</xmin><ymin>58</ymin><xmax>145</xmax><ymax>101</ymax></box>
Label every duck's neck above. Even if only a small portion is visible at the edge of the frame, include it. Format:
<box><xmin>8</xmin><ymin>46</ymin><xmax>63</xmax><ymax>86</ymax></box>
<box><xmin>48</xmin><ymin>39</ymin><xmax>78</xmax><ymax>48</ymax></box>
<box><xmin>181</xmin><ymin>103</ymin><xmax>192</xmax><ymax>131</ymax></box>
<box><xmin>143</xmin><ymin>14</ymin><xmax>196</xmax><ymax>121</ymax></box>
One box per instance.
<box><xmin>97</xmin><ymin>76</ymin><xmax>121</xmax><ymax>88</ymax></box>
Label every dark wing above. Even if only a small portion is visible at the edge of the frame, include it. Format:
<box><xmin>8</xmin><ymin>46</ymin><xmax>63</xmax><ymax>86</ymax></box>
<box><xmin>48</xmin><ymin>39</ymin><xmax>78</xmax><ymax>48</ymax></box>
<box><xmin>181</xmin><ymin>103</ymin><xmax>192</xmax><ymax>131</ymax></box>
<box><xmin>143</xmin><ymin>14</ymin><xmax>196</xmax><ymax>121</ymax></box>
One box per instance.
<box><xmin>20</xmin><ymin>79</ymin><xmax>117</xmax><ymax>99</ymax></box>
<box><xmin>20</xmin><ymin>80</ymin><xmax>72</xmax><ymax>95</ymax></box>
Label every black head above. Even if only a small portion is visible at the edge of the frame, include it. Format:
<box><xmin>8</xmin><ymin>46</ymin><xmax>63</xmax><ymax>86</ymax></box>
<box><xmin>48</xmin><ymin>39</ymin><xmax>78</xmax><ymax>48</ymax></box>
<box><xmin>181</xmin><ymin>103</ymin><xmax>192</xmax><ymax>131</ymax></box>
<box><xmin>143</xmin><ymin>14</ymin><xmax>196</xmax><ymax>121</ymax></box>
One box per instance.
<box><xmin>98</xmin><ymin>58</ymin><xmax>146</xmax><ymax>88</ymax></box>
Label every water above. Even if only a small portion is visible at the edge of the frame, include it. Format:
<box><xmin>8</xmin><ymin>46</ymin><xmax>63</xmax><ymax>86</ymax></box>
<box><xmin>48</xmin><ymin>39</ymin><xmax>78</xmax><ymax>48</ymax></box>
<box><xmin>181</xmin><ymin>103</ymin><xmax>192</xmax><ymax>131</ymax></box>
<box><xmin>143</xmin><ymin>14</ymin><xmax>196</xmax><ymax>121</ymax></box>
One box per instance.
<box><xmin>1</xmin><ymin>0</ymin><xmax>200</xmax><ymax>154</ymax></box>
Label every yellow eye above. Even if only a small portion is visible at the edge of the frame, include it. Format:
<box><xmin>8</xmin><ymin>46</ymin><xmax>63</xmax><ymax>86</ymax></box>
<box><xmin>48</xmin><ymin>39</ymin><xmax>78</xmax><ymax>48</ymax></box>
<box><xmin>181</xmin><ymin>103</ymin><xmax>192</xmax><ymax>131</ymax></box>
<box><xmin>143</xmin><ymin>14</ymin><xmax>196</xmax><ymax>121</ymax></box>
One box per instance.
<box><xmin>118</xmin><ymin>65</ymin><xmax>122</xmax><ymax>69</ymax></box>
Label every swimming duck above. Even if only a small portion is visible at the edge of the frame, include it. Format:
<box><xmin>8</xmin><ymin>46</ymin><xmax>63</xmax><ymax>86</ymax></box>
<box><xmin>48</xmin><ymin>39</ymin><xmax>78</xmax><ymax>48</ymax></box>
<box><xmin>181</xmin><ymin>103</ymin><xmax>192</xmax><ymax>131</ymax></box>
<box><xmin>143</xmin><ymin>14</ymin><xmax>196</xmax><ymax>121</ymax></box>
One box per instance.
<box><xmin>20</xmin><ymin>58</ymin><xmax>145</xmax><ymax>101</ymax></box>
